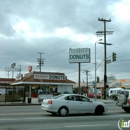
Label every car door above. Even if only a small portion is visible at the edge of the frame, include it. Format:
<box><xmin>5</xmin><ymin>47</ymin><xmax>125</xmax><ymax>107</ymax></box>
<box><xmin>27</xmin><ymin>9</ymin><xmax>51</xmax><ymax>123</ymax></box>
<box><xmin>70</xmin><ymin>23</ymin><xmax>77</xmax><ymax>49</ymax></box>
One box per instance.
<box><xmin>64</xmin><ymin>95</ymin><xmax>80</xmax><ymax>114</ymax></box>
<box><xmin>76</xmin><ymin>95</ymin><xmax>94</xmax><ymax>113</ymax></box>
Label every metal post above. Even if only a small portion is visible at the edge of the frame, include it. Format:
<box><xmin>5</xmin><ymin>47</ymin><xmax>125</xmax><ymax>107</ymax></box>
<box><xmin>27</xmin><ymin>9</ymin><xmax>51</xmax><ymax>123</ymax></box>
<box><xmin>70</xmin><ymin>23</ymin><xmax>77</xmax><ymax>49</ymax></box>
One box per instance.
<box><xmin>95</xmin><ymin>42</ymin><xmax>97</xmax><ymax>101</ymax></box>
<box><xmin>94</xmin><ymin>39</ymin><xmax>102</xmax><ymax>101</ymax></box>
<box><xmin>78</xmin><ymin>63</ymin><xmax>81</xmax><ymax>94</ymax></box>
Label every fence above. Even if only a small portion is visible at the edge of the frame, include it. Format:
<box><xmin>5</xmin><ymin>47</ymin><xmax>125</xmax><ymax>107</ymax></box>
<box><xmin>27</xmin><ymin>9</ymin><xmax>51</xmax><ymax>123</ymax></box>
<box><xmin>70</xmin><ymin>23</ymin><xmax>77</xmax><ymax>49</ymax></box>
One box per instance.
<box><xmin>0</xmin><ymin>87</ymin><xmax>25</xmax><ymax>103</ymax></box>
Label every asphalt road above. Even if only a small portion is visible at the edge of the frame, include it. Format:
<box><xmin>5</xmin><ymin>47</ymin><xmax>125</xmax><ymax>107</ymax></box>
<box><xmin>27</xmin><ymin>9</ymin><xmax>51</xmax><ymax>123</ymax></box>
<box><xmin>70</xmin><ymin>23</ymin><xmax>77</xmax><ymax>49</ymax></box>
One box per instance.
<box><xmin>0</xmin><ymin>102</ymin><xmax>129</xmax><ymax>130</ymax></box>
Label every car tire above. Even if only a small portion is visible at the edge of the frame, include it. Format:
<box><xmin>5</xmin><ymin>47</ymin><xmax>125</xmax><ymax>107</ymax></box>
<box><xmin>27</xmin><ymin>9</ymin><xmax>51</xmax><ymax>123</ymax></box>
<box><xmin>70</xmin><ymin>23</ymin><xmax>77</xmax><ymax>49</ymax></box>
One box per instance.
<box><xmin>95</xmin><ymin>106</ymin><xmax>104</xmax><ymax>115</ymax></box>
<box><xmin>113</xmin><ymin>96</ymin><xmax>117</xmax><ymax>100</ymax></box>
<box><xmin>118</xmin><ymin>94</ymin><xmax>127</xmax><ymax>104</ymax></box>
<box><xmin>58</xmin><ymin>107</ymin><xmax>68</xmax><ymax>116</ymax></box>
<box><xmin>123</xmin><ymin>107</ymin><xmax>130</xmax><ymax>113</ymax></box>
<box><xmin>110</xmin><ymin>95</ymin><xmax>112</xmax><ymax>99</ymax></box>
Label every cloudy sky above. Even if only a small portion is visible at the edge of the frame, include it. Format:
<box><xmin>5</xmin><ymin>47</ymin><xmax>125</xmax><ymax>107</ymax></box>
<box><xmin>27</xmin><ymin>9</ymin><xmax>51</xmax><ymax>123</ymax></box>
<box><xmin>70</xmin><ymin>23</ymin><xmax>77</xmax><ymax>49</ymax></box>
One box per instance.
<box><xmin>0</xmin><ymin>0</ymin><xmax>130</xmax><ymax>83</ymax></box>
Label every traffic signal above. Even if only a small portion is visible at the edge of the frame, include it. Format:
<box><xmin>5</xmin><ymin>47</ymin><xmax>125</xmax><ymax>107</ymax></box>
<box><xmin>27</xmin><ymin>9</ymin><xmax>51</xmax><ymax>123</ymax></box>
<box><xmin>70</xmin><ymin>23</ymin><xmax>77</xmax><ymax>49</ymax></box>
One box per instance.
<box><xmin>97</xmin><ymin>76</ymin><xmax>100</xmax><ymax>83</ymax></box>
<box><xmin>112</xmin><ymin>52</ymin><xmax>116</xmax><ymax>62</ymax></box>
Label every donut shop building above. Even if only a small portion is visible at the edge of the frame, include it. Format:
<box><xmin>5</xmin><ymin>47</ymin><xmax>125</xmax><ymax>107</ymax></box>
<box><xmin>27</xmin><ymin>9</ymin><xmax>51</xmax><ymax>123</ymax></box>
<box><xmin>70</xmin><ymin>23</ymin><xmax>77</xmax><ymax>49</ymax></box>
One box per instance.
<box><xmin>11</xmin><ymin>71</ymin><xmax>76</xmax><ymax>97</ymax></box>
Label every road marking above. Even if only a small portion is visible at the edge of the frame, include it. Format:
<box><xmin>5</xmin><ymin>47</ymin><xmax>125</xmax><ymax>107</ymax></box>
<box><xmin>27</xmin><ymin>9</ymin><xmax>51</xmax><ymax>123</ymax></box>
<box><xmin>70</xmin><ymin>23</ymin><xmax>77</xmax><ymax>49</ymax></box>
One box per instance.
<box><xmin>0</xmin><ymin>119</ymin><xmax>17</xmax><ymax>121</ymax></box>
<box><xmin>65</xmin><ymin>124</ymin><xmax>111</xmax><ymax>128</ymax></box>
<box><xmin>0</xmin><ymin>114</ymin><xmax>129</xmax><ymax>121</ymax></box>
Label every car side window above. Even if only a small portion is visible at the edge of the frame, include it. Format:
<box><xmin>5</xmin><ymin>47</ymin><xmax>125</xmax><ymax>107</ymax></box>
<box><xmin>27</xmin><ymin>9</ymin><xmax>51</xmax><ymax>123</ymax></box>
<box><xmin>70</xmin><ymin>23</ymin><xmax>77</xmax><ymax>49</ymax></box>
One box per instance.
<box><xmin>77</xmin><ymin>96</ymin><xmax>90</xmax><ymax>102</ymax></box>
<box><xmin>65</xmin><ymin>96</ymin><xmax>76</xmax><ymax>101</ymax></box>
<box><xmin>110</xmin><ymin>90</ymin><xmax>113</xmax><ymax>93</ymax></box>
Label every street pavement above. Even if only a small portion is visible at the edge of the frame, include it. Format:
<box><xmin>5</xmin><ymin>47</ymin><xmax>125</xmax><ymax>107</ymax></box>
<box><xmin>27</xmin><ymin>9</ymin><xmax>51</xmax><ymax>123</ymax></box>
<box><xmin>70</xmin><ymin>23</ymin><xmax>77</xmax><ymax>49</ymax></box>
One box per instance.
<box><xmin>0</xmin><ymin>97</ymin><xmax>114</xmax><ymax>106</ymax></box>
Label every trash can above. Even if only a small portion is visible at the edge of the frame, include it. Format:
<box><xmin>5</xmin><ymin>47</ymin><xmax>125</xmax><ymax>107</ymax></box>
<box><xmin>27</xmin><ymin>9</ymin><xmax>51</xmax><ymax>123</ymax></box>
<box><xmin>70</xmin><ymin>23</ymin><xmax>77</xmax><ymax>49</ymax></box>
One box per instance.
<box><xmin>28</xmin><ymin>97</ymin><xmax>31</xmax><ymax>103</ymax></box>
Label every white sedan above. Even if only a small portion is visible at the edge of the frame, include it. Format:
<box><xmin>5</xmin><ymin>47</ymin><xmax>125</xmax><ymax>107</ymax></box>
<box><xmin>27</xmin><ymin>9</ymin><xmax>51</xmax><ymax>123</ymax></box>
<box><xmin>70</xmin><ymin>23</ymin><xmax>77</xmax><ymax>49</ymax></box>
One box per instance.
<box><xmin>41</xmin><ymin>94</ymin><xmax>107</xmax><ymax>116</ymax></box>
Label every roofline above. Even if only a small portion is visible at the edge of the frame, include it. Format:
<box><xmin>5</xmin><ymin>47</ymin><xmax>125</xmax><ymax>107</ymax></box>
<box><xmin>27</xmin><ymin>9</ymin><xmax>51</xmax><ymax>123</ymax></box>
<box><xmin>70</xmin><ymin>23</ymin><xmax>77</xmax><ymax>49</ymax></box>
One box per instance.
<box><xmin>11</xmin><ymin>82</ymin><xmax>76</xmax><ymax>86</ymax></box>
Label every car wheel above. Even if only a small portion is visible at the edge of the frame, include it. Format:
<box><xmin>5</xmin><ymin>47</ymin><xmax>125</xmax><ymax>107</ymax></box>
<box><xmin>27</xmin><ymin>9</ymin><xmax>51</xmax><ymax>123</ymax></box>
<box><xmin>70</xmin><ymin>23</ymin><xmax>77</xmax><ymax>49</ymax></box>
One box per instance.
<box><xmin>58</xmin><ymin>107</ymin><xmax>68</xmax><ymax>116</ymax></box>
<box><xmin>123</xmin><ymin>107</ymin><xmax>130</xmax><ymax>113</ymax></box>
<box><xmin>113</xmin><ymin>96</ymin><xmax>117</xmax><ymax>100</ymax></box>
<box><xmin>95</xmin><ymin>106</ymin><xmax>104</xmax><ymax>115</ymax></box>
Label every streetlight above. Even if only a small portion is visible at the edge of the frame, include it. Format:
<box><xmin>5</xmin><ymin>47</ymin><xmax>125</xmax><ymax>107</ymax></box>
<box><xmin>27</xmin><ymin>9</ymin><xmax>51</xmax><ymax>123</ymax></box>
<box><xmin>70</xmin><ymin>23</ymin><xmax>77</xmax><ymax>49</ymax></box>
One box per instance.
<box><xmin>95</xmin><ymin>39</ymin><xmax>102</xmax><ymax>101</ymax></box>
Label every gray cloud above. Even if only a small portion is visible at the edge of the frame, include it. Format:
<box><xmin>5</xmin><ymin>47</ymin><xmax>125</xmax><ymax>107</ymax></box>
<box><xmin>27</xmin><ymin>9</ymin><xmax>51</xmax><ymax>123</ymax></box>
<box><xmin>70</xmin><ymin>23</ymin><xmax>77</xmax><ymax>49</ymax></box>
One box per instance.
<box><xmin>0</xmin><ymin>0</ymin><xmax>129</xmax><ymax>82</ymax></box>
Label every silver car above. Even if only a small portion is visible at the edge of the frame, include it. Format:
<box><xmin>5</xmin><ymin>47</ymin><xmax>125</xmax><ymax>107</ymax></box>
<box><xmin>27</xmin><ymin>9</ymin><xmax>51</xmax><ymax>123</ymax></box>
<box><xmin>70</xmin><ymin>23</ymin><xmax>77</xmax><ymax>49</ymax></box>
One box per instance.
<box><xmin>41</xmin><ymin>94</ymin><xmax>107</xmax><ymax>116</ymax></box>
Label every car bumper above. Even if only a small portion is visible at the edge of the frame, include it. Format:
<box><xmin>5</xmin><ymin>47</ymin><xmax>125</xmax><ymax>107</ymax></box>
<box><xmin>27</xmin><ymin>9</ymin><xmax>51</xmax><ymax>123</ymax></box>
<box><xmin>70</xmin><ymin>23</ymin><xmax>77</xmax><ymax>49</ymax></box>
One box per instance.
<box><xmin>116</xmin><ymin>102</ymin><xmax>130</xmax><ymax>107</ymax></box>
<box><xmin>41</xmin><ymin>104</ymin><xmax>58</xmax><ymax>113</ymax></box>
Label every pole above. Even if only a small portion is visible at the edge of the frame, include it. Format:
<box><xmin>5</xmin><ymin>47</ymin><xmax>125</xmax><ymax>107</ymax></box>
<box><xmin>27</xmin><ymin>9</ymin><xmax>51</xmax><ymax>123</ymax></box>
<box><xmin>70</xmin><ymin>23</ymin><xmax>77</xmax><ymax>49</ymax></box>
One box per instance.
<box><xmin>78</xmin><ymin>63</ymin><xmax>81</xmax><ymax>94</ymax></box>
<box><xmin>87</xmin><ymin>72</ymin><xmax>88</xmax><ymax>88</ymax></box>
<box><xmin>98</xmin><ymin>18</ymin><xmax>112</xmax><ymax>99</ymax></box>
<box><xmin>95</xmin><ymin>42</ymin><xmax>97</xmax><ymax>101</ymax></box>
<box><xmin>86</xmin><ymin>70</ymin><xmax>89</xmax><ymax>96</ymax></box>
<box><xmin>12</xmin><ymin>70</ymin><xmax>14</xmax><ymax>78</ymax></box>
<box><xmin>94</xmin><ymin>39</ymin><xmax>102</xmax><ymax>101</ymax></box>
<box><xmin>18</xmin><ymin>65</ymin><xmax>22</xmax><ymax>75</ymax></box>
<box><xmin>104</xmin><ymin>20</ymin><xmax>107</xmax><ymax>99</ymax></box>
<box><xmin>84</xmin><ymin>70</ymin><xmax>90</xmax><ymax>95</ymax></box>
<box><xmin>37</xmin><ymin>52</ymin><xmax>44</xmax><ymax>72</ymax></box>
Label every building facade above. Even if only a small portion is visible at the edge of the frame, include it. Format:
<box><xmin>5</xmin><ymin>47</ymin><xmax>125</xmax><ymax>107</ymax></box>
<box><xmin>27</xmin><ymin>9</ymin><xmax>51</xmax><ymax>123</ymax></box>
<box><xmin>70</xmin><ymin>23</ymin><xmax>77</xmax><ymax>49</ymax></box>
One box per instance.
<box><xmin>11</xmin><ymin>71</ymin><xmax>76</xmax><ymax>97</ymax></box>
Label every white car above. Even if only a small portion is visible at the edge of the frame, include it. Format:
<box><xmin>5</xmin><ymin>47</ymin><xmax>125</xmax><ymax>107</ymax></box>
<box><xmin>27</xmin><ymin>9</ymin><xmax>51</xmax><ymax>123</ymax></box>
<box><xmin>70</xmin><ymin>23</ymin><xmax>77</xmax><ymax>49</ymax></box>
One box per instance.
<box><xmin>41</xmin><ymin>94</ymin><xmax>107</xmax><ymax>116</ymax></box>
<box><xmin>0</xmin><ymin>92</ymin><xmax>3</xmax><ymax>95</ymax></box>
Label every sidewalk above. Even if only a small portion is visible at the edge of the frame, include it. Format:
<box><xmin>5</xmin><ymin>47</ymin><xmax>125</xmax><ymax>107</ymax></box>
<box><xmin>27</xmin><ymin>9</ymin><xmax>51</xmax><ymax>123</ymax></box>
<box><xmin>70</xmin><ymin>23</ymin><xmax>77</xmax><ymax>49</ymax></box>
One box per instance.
<box><xmin>0</xmin><ymin>98</ymin><xmax>40</xmax><ymax>106</ymax></box>
<box><xmin>0</xmin><ymin>97</ymin><xmax>114</xmax><ymax>106</ymax></box>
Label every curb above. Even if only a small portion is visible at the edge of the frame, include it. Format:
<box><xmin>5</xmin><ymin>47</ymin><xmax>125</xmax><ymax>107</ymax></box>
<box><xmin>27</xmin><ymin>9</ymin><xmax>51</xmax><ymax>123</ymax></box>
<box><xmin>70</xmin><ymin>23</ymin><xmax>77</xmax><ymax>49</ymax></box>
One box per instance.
<box><xmin>0</xmin><ymin>103</ymin><xmax>41</xmax><ymax>106</ymax></box>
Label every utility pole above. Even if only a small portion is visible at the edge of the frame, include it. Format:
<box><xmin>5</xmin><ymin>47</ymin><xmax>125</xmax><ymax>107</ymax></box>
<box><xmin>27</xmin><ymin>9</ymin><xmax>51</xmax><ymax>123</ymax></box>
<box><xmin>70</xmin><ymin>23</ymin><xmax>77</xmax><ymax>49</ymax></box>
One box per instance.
<box><xmin>84</xmin><ymin>70</ymin><xmax>90</xmax><ymax>95</ymax></box>
<box><xmin>37</xmin><ymin>52</ymin><xmax>44</xmax><ymax>72</ymax></box>
<box><xmin>18</xmin><ymin>65</ymin><xmax>22</xmax><ymax>75</ymax></box>
<box><xmin>6</xmin><ymin>70</ymin><xmax>10</xmax><ymax>78</ymax></box>
<box><xmin>96</xmin><ymin>18</ymin><xmax>113</xmax><ymax>99</ymax></box>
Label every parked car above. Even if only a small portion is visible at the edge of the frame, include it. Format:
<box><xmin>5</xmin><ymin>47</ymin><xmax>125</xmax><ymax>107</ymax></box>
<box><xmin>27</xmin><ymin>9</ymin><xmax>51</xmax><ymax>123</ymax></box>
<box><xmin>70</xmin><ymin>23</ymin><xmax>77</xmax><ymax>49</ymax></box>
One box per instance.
<box><xmin>88</xmin><ymin>93</ymin><xmax>101</xmax><ymax>99</ymax></box>
<box><xmin>41</xmin><ymin>94</ymin><xmax>107</xmax><ymax>116</ymax></box>
<box><xmin>110</xmin><ymin>89</ymin><xmax>122</xmax><ymax>100</ymax></box>
<box><xmin>107</xmin><ymin>88</ymin><xmax>124</xmax><ymax>98</ymax></box>
<box><xmin>116</xmin><ymin>89</ymin><xmax>130</xmax><ymax>113</ymax></box>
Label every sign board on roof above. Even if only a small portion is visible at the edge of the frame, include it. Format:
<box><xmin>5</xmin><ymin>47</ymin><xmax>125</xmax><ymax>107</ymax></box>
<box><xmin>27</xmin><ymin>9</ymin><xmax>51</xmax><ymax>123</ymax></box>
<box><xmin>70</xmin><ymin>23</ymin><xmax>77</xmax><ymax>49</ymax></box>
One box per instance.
<box><xmin>69</xmin><ymin>48</ymin><xmax>90</xmax><ymax>63</ymax></box>
<box><xmin>34</xmin><ymin>74</ymin><xmax>67</xmax><ymax>80</ymax></box>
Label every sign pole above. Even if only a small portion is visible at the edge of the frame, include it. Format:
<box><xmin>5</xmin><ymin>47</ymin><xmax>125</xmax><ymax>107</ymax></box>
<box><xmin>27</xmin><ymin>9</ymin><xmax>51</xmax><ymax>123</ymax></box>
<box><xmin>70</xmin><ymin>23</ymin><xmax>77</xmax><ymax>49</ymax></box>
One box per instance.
<box><xmin>78</xmin><ymin>62</ymin><xmax>81</xmax><ymax>94</ymax></box>
<box><xmin>69</xmin><ymin>48</ymin><xmax>91</xmax><ymax>95</ymax></box>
